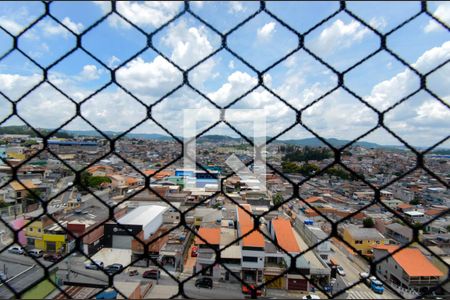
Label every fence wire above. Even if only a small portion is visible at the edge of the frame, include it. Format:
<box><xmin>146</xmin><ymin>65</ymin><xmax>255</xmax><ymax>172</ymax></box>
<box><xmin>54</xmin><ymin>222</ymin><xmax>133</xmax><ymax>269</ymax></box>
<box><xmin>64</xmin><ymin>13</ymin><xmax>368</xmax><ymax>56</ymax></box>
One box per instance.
<box><xmin>0</xmin><ymin>0</ymin><xmax>449</xmax><ymax>299</ymax></box>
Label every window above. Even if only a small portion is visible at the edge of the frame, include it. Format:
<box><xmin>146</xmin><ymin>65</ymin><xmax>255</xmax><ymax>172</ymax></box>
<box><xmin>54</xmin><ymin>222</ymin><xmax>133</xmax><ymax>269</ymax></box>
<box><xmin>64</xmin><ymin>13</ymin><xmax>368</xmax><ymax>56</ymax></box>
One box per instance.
<box><xmin>355</xmin><ymin>240</ymin><xmax>363</xmax><ymax>244</ymax></box>
<box><xmin>243</xmin><ymin>256</ymin><xmax>258</xmax><ymax>262</ymax></box>
<box><xmin>29</xmin><ymin>228</ymin><xmax>33</xmax><ymax>232</ymax></box>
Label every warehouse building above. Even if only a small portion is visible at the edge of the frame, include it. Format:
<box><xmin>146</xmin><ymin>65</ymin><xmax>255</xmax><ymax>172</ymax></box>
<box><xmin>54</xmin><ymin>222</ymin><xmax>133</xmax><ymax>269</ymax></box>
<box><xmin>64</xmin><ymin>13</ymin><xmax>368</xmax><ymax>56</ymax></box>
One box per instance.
<box><xmin>104</xmin><ymin>205</ymin><xmax>168</xmax><ymax>249</ymax></box>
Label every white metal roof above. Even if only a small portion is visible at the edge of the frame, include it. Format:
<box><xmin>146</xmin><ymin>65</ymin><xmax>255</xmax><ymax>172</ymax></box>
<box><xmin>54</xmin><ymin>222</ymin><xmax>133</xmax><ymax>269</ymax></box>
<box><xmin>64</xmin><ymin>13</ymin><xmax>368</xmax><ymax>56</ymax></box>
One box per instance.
<box><xmin>118</xmin><ymin>205</ymin><xmax>167</xmax><ymax>226</ymax></box>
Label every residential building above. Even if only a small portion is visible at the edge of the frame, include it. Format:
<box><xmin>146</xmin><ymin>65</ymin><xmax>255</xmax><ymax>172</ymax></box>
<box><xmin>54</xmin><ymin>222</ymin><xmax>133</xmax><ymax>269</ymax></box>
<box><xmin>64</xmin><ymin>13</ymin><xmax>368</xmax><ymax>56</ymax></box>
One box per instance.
<box><xmin>342</xmin><ymin>225</ymin><xmax>388</xmax><ymax>256</ymax></box>
<box><xmin>373</xmin><ymin>245</ymin><xmax>444</xmax><ymax>293</ymax></box>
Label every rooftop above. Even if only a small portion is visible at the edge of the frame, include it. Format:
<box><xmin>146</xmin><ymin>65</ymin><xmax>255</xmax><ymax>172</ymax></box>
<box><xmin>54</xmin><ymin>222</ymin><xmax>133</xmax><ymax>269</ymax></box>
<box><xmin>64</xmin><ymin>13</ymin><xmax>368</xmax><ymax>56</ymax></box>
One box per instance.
<box><xmin>373</xmin><ymin>245</ymin><xmax>443</xmax><ymax>277</ymax></box>
<box><xmin>195</xmin><ymin>227</ymin><xmax>221</xmax><ymax>245</ymax></box>
<box><xmin>272</xmin><ymin>217</ymin><xmax>301</xmax><ymax>253</ymax></box>
<box><xmin>345</xmin><ymin>226</ymin><xmax>385</xmax><ymax>241</ymax></box>
<box><xmin>118</xmin><ymin>205</ymin><xmax>167</xmax><ymax>226</ymax></box>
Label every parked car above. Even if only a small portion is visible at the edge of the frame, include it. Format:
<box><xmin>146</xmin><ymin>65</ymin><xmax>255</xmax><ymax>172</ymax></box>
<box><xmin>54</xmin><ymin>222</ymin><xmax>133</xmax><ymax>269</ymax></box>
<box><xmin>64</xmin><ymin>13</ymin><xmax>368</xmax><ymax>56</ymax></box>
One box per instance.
<box><xmin>104</xmin><ymin>263</ymin><xmax>123</xmax><ymax>275</ymax></box>
<box><xmin>191</xmin><ymin>246</ymin><xmax>198</xmax><ymax>257</ymax></box>
<box><xmin>336</xmin><ymin>265</ymin><xmax>345</xmax><ymax>276</ymax></box>
<box><xmin>128</xmin><ymin>269</ymin><xmax>139</xmax><ymax>276</ymax></box>
<box><xmin>366</xmin><ymin>276</ymin><xmax>384</xmax><ymax>294</ymax></box>
<box><xmin>142</xmin><ymin>269</ymin><xmax>160</xmax><ymax>280</ymax></box>
<box><xmin>85</xmin><ymin>260</ymin><xmax>104</xmax><ymax>270</ymax></box>
<box><xmin>242</xmin><ymin>284</ymin><xmax>262</xmax><ymax>296</ymax></box>
<box><xmin>28</xmin><ymin>249</ymin><xmax>43</xmax><ymax>258</ymax></box>
<box><xmin>0</xmin><ymin>271</ymin><xmax>7</xmax><ymax>281</ymax></box>
<box><xmin>303</xmin><ymin>295</ymin><xmax>320</xmax><ymax>300</ymax></box>
<box><xmin>7</xmin><ymin>245</ymin><xmax>24</xmax><ymax>255</ymax></box>
<box><xmin>43</xmin><ymin>253</ymin><xmax>62</xmax><ymax>262</ymax></box>
<box><xmin>195</xmin><ymin>277</ymin><xmax>213</xmax><ymax>289</ymax></box>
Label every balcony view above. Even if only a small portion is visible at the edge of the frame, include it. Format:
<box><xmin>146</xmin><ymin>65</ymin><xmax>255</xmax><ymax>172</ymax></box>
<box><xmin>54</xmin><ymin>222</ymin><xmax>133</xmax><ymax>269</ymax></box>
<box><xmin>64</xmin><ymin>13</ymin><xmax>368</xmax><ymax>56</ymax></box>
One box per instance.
<box><xmin>0</xmin><ymin>1</ymin><xmax>448</xmax><ymax>299</ymax></box>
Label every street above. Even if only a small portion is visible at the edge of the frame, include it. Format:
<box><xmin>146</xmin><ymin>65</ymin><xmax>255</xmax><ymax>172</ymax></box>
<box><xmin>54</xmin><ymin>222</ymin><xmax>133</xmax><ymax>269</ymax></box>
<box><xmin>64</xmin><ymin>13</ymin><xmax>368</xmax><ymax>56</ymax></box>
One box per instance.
<box><xmin>329</xmin><ymin>242</ymin><xmax>397</xmax><ymax>299</ymax></box>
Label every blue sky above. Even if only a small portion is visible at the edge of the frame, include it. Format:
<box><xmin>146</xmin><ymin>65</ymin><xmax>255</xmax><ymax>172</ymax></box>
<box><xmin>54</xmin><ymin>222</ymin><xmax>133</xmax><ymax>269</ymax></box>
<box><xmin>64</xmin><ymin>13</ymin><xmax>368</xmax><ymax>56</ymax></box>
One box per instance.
<box><xmin>0</xmin><ymin>1</ymin><xmax>449</xmax><ymax>148</ymax></box>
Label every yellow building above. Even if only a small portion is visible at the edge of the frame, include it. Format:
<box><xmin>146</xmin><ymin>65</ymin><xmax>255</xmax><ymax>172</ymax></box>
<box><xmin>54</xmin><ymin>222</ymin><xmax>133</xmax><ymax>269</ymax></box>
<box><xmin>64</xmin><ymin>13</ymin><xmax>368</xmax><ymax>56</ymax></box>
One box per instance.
<box><xmin>342</xmin><ymin>226</ymin><xmax>388</xmax><ymax>257</ymax></box>
<box><xmin>25</xmin><ymin>220</ymin><xmax>67</xmax><ymax>253</ymax></box>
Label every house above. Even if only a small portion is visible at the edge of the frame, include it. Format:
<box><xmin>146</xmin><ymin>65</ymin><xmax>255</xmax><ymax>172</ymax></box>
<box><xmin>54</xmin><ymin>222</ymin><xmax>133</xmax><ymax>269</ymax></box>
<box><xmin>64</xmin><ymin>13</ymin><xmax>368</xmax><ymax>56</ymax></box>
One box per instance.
<box><xmin>237</xmin><ymin>204</ymin><xmax>265</xmax><ymax>284</ymax></box>
<box><xmin>384</xmin><ymin>223</ymin><xmax>413</xmax><ymax>245</ymax></box>
<box><xmin>194</xmin><ymin>227</ymin><xmax>221</xmax><ymax>278</ymax></box>
<box><xmin>342</xmin><ymin>225</ymin><xmax>388</xmax><ymax>256</ymax></box>
<box><xmin>373</xmin><ymin>245</ymin><xmax>444</xmax><ymax>293</ymax></box>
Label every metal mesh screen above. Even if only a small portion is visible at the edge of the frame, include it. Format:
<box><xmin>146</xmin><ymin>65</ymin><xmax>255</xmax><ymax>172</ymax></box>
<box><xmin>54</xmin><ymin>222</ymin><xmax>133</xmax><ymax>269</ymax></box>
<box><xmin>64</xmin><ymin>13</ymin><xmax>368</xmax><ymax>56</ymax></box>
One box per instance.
<box><xmin>0</xmin><ymin>1</ymin><xmax>448</xmax><ymax>299</ymax></box>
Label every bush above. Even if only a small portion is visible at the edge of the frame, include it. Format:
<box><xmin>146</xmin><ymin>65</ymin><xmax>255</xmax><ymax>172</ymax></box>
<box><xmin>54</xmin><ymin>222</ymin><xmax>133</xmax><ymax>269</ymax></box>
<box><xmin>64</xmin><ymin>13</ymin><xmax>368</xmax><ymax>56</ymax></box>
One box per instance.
<box><xmin>363</xmin><ymin>217</ymin><xmax>375</xmax><ymax>228</ymax></box>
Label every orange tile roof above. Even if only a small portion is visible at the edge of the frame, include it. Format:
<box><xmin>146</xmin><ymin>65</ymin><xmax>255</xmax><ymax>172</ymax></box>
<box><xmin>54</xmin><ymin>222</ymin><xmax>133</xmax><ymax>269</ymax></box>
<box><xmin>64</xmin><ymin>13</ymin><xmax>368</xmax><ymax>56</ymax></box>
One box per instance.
<box><xmin>272</xmin><ymin>217</ymin><xmax>300</xmax><ymax>253</ymax></box>
<box><xmin>241</xmin><ymin>226</ymin><xmax>265</xmax><ymax>248</ymax></box>
<box><xmin>304</xmin><ymin>196</ymin><xmax>324</xmax><ymax>203</ymax></box>
<box><xmin>126</xmin><ymin>177</ymin><xmax>139</xmax><ymax>185</ymax></box>
<box><xmin>373</xmin><ymin>245</ymin><xmax>443</xmax><ymax>277</ymax></box>
<box><xmin>144</xmin><ymin>169</ymin><xmax>173</xmax><ymax>179</ymax></box>
<box><xmin>305</xmin><ymin>208</ymin><xmax>319</xmax><ymax>217</ymax></box>
<box><xmin>237</xmin><ymin>204</ymin><xmax>265</xmax><ymax>248</ymax></box>
<box><xmin>195</xmin><ymin>227</ymin><xmax>221</xmax><ymax>245</ymax></box>
<box><xmin>10</xmin><ymin>180</ymin><xmax>37</xmax><ymax>191</ymax></box>
<box><xmin>397</xmin><ymin>203</ymin><xmax>412</xmax><ymax>209</ymax></box>
<box><xmin>425</xmin><ymin>209</ymin><xmax>444</xmax><ymax>216</ymax></box>
<box><xmin>87</xmin><ymin>165</ymin><xmax>114</xmax><ymax>174</ymax></box>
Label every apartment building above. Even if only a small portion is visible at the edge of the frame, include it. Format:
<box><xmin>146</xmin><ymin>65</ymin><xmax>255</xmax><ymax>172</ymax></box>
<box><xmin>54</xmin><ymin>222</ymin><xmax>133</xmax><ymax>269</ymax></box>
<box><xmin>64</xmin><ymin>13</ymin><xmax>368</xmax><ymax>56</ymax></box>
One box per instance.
<box><xmin>373</xmin><ymin>245</ymin><xmax>444</xmax><ymax>293</ymax></box>
<box><xmin>342</xmin><ymin>225</ymin><xmax>388</xmax><ymax>256</ymax></box>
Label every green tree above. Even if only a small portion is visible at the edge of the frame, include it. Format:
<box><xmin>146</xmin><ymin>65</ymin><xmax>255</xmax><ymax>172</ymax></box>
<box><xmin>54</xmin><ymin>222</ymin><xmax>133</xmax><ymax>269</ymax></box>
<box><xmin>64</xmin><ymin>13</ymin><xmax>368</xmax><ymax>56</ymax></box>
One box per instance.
<box><xmin>298</xmin><ymin>163</ymin><xmax>320</xmax><ymax>177</ymax></box>
<box><xmin>272</xmin><ymin>193</ymin><xmax>283</xmax><ymax>206</ymax></box>
<box><xmin>363</xmin><ymin>217</ymin><xmax>375</xmax><ymax>228</ymax></box>
<box><xmin>446</xmin><ymin>225</ymin><xmax>450</xmax><ymax>232</ymax></box>
<box><xmin>409</xmin><ymin>198</ymin><xmax>420</xmax><ymax>205</ymax></box>
<box><xmin>78</xmin><ymin>171</ymin><xmax>111</xmax><ymax>189</ymax></box>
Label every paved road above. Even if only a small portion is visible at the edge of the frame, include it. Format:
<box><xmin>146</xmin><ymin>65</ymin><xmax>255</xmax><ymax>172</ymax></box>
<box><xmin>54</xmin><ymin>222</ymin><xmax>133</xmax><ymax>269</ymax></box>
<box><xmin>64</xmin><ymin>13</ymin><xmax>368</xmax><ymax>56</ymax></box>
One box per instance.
<box><xmin>330</xmin><ymin>243</ymin><xmax>397</xmax><ymax>299</ymax></box>
<box><xmin>147</xmin><ymin>272</ymin><xmax>244</xmax><ymax>299</ymax></box>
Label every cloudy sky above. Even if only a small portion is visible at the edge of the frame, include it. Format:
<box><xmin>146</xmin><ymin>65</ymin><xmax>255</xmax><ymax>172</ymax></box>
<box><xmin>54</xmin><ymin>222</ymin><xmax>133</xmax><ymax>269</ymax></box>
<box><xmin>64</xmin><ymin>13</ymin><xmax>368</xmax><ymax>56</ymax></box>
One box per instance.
<box><xmin>0</xmin><ymin>1</ymin><xmax>449</xmax><ymax>148</ymax></box>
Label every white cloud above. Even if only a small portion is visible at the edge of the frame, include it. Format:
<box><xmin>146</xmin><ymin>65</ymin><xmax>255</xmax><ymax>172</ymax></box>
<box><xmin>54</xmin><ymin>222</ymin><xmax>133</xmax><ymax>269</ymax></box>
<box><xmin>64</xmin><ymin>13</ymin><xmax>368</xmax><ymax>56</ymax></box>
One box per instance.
<box><xmin>314</xmin><ymin>19</ymin><xmax>369</xmax><ymax>54</ymax></box>
<box><xmin>257</xmin><ymin>22</ymin><xmax>276</xmax><ymax>41</ymax></box>
<box><xmin>228</xmin><ymin>60</ymin><xmax>235</xmax><ymax>69</ymax></box>
<box><xmin>229</xmin><ymin>1</ymin><xmax>246</xmax><ymax>13</ymax></box>
<box><xmin>161</xmin><ymin>20</ymin><xmax>215</xmax><ymax>69</ymax></box>
<box><xmin>0</xmin><ymin>6</ymin><xmax>36</xmax><ymax>35</ymax></box>
<box><xmin>62</xmin><ymin>17</ymin><xmax>84</xmax><ymax>34</ymax></box>
<box><xmin>424</xmin><ymin>3</ymin><xmax>450</xmax><ymax>33</ymax></box>
<box><xmin>0</xmin><ymin>18</ymin><xmax>22</xmax><ymax>35</ymax></box>
<box><xmin>108</xmin><ymin>56</ymin><xmax>121</xmax><ymax>68</ymax></box>
<box><xmin>80</xmin><ymin>65</ymin><xmax>102</xmax><ymax>80</ymax></box>
<box><xmin>16</xmin><ymin>83</ymin><xmax>75</xmax><ymax>129</ymax></box>
<box><xmin>96</xmin><ymin>1</ymin><xmax>183</xmax><ymax>29</ymax></box>
<box><xmin>207</xmin><ymin>71</ymin><xmax>257</xmax><ymax>106</ymax></box>
<box><xmin>39</xmin><ymin>19</ymin><xmax>70</xmax><ymax>38</ymax></box>
<box><xmin>116</xmin><ymin>56</ymin><xmax>182</xmax><ymax>104</ymax></box>
<box><xmin>369</xmin><ymin>17</ymin><xmax>387</xmax><ymax>31</ymax></box>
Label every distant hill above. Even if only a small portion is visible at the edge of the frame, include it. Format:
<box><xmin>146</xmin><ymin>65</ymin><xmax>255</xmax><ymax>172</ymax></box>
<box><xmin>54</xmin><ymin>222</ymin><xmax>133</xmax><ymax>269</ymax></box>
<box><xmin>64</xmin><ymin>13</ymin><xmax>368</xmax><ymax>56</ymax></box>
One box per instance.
<box><xmin>1</xmin><ymin>126</ymin><xmax>447</xmax><ymax>152</ymax></box>
<box><xmin>0</xmin><ymin>125</ymin><xmax>72</xmax><ymax>138</ymax></box>
<box><xmin>282</xmin><ymin>137</ymin><xmax>383</xmax><ymax>148</ymax></box>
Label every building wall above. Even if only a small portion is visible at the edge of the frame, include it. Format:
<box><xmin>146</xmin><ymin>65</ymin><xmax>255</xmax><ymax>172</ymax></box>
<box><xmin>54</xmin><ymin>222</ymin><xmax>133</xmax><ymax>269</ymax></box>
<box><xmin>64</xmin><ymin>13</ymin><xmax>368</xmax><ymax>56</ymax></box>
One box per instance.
<box><xmin>142</xmin><ymin>213</ymin><xmax>163</xmax><ymax>239</ymax></box>
<box><xmin>374</xmin><ymin>249</ymin><xmax>407</xmax><ymax>288</ymax></box>
<box><xmin>342</xmin><ymin>229</ymin><xmax>388</xmax><ymax>256</ymax></box>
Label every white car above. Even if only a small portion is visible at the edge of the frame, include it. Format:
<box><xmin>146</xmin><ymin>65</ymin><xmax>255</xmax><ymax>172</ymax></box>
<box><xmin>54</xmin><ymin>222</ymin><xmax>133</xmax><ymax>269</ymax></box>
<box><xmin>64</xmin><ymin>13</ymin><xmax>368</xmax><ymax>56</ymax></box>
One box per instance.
<box><xmin>303</xmin><ymin>295</ymin><xmax>320</xmax><ymax>299</ymax></box>
<box><xmin>336</xmin><ymin>265</ymin><xmax>346</xmax><ymax>276</ymax></box>
<box><xmin>85</xmin><ymin>260</ymin><xmax>104</xmax><ymax>270</ymax></box>
<box><xmin>8</xmin><ymin>245</ymin><xmax>24</xmax><ymax>255</ymax></box>
<box><xmin>0</xmin><ymin>271</ymin><xmax>7</xmax><ymax>281</ymax></box>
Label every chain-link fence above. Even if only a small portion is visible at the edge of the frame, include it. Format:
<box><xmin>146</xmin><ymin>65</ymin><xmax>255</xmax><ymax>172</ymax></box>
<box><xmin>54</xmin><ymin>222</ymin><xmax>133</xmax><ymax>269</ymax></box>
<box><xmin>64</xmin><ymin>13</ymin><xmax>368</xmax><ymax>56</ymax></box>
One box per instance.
<box><xmin>0</xmin><ymin>1</ymin><xmax>449</xmax><ymax>299</ymax></box>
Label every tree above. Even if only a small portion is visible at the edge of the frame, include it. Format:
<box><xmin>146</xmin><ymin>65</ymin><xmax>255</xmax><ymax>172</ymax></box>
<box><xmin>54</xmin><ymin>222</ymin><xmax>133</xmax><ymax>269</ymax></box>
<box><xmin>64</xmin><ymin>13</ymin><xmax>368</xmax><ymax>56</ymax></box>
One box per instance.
<box><xmin>272</xmin><ymin>193</ymin><xmax>283</xmax><ymax>206</ymax></box>
<box><xmin>78</xmin><ymin>171</ymin><xmax>111</xmax><ymax>189</ymax></box>
<box><xmin>446</xmin><ymin>225</ymin><xmax>450</xmax><ymax>232</ymax></box>
<box><xmin>409</xmin><ymin>198</ymin><xmax>420</xmax><ymax>205</ymax></box>
<box><xmin>363</xmin><ymin>217</ymin><xmax>375</xmax><ymax>228</ymax></box>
